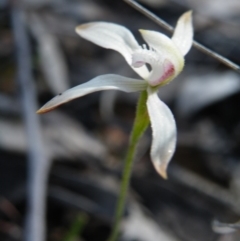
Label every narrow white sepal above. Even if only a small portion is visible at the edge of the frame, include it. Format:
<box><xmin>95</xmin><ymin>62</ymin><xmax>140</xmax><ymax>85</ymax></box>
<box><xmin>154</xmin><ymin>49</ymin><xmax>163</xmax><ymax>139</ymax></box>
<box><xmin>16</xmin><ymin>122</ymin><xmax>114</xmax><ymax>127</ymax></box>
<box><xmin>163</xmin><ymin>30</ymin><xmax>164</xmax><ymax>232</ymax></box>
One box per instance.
<box><xmin>76</xmin><ymin>22</ymin><xmax>149</xmax><ymax>79</ymax></box>
<box><xmin>147</xmin><ymin>88</ymin><xmax>177</xmax><ymax>179</ymax></box>
<box><xmin>37</xmin><ymin>74</ymin><xmax>147</xmax><ymax>114</ymax></box>
<box><xmin>172</xmin><ymin>11</ymin><xmax>193</xmax><ymax>56</ymax></box>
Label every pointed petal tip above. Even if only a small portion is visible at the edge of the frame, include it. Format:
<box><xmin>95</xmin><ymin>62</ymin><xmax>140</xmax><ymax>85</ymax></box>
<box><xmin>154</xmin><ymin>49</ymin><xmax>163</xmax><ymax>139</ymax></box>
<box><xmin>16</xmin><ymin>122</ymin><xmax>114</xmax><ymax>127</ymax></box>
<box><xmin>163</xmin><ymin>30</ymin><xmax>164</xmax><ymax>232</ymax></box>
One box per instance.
<box><xmin>75</xmin><ymin>24</ymin><xmax>88</xmax><ymax>34</ymax></box>
<box><xmin>151</xmin><ymin>155</ymin><xmax>169</xmax><ymax>179</ymax></box>
<box><xmin>36</xmin><ymin>109</ymin><xmax>42</xmax><ymax>114</ymax></box>
<box><xmin>138</xmin><ymin>29</ymin><xmax>145</xmax><ymax>33</ymax></box>
<box><xmin>36</xmin><ymin>106</ymin><xmax>55</xmax><ymax>114</ymax></box>
<box><xmin>36</xmin><ymin>98</ymin><xmax>63</xmax><ymax>114</ymax></box>
<box><xmin>154</xmin><ymin>163</ymin><xmax>168</xmax><ymax>179</ymax></box>
<box><xmin>181</xmin><ymin>10</ymin><xmax>193</xmax><ymax>22</ymax></box>
<box><xmin>177</xmin><ymin>11</ymin><xmax>193</xmax><ymax>31</ymax></box>
<box><xmin>75</xmin><ymin>25</ymin><xmax>80</xmax><ymax>33</ymax></box>
<box><xmin>185</xmin><ymin>10</ymin><xmax>193</xmax><ymax>15</ymax></box>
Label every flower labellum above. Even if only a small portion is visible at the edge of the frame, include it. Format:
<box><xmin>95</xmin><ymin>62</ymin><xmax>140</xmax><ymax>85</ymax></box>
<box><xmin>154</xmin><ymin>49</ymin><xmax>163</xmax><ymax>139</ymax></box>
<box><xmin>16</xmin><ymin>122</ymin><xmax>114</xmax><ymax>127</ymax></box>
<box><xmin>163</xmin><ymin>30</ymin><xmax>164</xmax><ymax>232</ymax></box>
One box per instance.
<box><xmin>37</xmin><ymin>11</ymin><xmax>193</xmax><ymax>178</ymax></box>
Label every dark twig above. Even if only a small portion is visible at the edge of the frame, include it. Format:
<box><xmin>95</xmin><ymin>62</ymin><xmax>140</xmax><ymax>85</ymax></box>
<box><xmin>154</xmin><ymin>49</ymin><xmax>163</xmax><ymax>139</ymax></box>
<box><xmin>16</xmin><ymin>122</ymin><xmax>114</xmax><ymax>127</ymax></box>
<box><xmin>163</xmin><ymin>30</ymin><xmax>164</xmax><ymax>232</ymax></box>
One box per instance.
<box><xmin>123</xmin><ymin>0</ymin><xmax>240</xmax><ymax>73</ymax></box>
<box><xmin>11</xmin><ymin>4</ymin><xmax>51</xmax><ymax>241</ymax></box>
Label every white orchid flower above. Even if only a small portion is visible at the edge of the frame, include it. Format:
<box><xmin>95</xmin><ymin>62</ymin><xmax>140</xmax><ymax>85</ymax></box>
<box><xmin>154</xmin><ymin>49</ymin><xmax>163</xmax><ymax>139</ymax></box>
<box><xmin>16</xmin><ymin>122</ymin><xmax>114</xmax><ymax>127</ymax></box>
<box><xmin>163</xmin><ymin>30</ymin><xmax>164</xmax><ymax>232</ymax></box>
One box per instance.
<box><xmin>37</xmin><ymin>11</ymin><xmax>193</xmax><ymax>178</ymax></box>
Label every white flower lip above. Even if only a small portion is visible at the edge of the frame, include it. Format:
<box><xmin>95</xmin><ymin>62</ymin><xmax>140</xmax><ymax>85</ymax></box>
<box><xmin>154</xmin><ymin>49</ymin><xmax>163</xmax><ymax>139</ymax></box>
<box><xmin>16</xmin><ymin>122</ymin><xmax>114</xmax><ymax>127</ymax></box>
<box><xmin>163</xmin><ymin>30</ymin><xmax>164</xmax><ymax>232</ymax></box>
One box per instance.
<box><xmin>38</xmin><ymin>11</ymin><xmax>193</xmax><ymax>178</ymax></box>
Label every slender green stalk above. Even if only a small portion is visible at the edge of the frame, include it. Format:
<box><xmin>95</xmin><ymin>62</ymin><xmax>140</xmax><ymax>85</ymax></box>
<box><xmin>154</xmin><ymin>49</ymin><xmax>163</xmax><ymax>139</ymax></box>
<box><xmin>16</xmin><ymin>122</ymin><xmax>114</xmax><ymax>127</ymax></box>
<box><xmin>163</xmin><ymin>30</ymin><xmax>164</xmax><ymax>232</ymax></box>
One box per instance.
<box><xmin>107</xmin><ymin>90</ymin><xmax>150</xmax><ymax>241</ymax></box>
<box><xmin>63</xmin><ymin>213</ymin><xmax>88</xmax><ymax>241</ymax></box>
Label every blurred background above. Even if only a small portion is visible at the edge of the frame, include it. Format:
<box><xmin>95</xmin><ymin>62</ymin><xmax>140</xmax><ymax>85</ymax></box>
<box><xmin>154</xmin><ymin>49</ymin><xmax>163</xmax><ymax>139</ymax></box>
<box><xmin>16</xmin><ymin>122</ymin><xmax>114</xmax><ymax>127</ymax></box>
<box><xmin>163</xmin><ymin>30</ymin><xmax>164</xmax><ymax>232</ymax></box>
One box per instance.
<box><xmin>1</xmin><ymin>0</ymin><xmax>240</xmax><ymax>241</ymax></box>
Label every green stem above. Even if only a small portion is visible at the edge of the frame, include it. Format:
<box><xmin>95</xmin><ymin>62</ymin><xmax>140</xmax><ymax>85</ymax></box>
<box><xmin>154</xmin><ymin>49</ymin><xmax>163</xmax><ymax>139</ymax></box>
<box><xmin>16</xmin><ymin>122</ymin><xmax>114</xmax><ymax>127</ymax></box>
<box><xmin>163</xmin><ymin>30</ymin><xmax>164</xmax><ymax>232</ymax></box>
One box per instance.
<box><xmin>107</xmin><ymin>90</ymin><xmax>150</xmax><ymax>241</ymax></box>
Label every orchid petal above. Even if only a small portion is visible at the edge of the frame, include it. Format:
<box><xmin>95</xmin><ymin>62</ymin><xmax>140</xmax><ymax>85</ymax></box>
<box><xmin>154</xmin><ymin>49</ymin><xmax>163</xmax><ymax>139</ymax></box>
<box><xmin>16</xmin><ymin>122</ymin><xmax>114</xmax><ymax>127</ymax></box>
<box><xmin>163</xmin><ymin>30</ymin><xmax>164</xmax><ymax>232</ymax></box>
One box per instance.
<box><xmin>37</xmin><ymin>74</ymin><xmax>147</xmax><ymax>114</ymax></box>
<box><xmin>147</xmin><ymin>88</ymin><xmax>176</xmax><ymax>179</ymax></box>
<box><xmin>139</xmin><ymin>30</ymin><xmax>184</xmax><ymax>80</ymax></box>
<box><xmin>76</xmin><ymin>22</ymin><xmax>149</xmax><ymax>79</ymax></box>
<box><xmin>172</xmin><ymin>11</ymin><xmax>193</xmax><ymax>56</ymax></box>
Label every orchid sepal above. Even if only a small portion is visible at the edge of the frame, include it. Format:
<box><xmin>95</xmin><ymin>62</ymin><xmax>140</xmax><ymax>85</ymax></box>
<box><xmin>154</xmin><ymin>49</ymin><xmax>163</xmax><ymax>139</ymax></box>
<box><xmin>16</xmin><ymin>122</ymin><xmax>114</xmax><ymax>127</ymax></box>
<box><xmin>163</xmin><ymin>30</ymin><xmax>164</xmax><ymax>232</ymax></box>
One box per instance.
<box><xmin>75</xmin><ymin>22</ymin><xmax>150</xmax><ymax>79</ymax></box>
<box><xmin>37</xmin><ymin>74</ymin><xmax>147</xmax><ymax>114</ymax></box>
<box><xmin>146</xmin><ymin>87</ymin><xmax>177</xmax><ymax>179</ymax></box>
<box><xmin>172</xmin><ymin>11</ymin><xmax>193</xmax><ymax>56</ymax></box>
